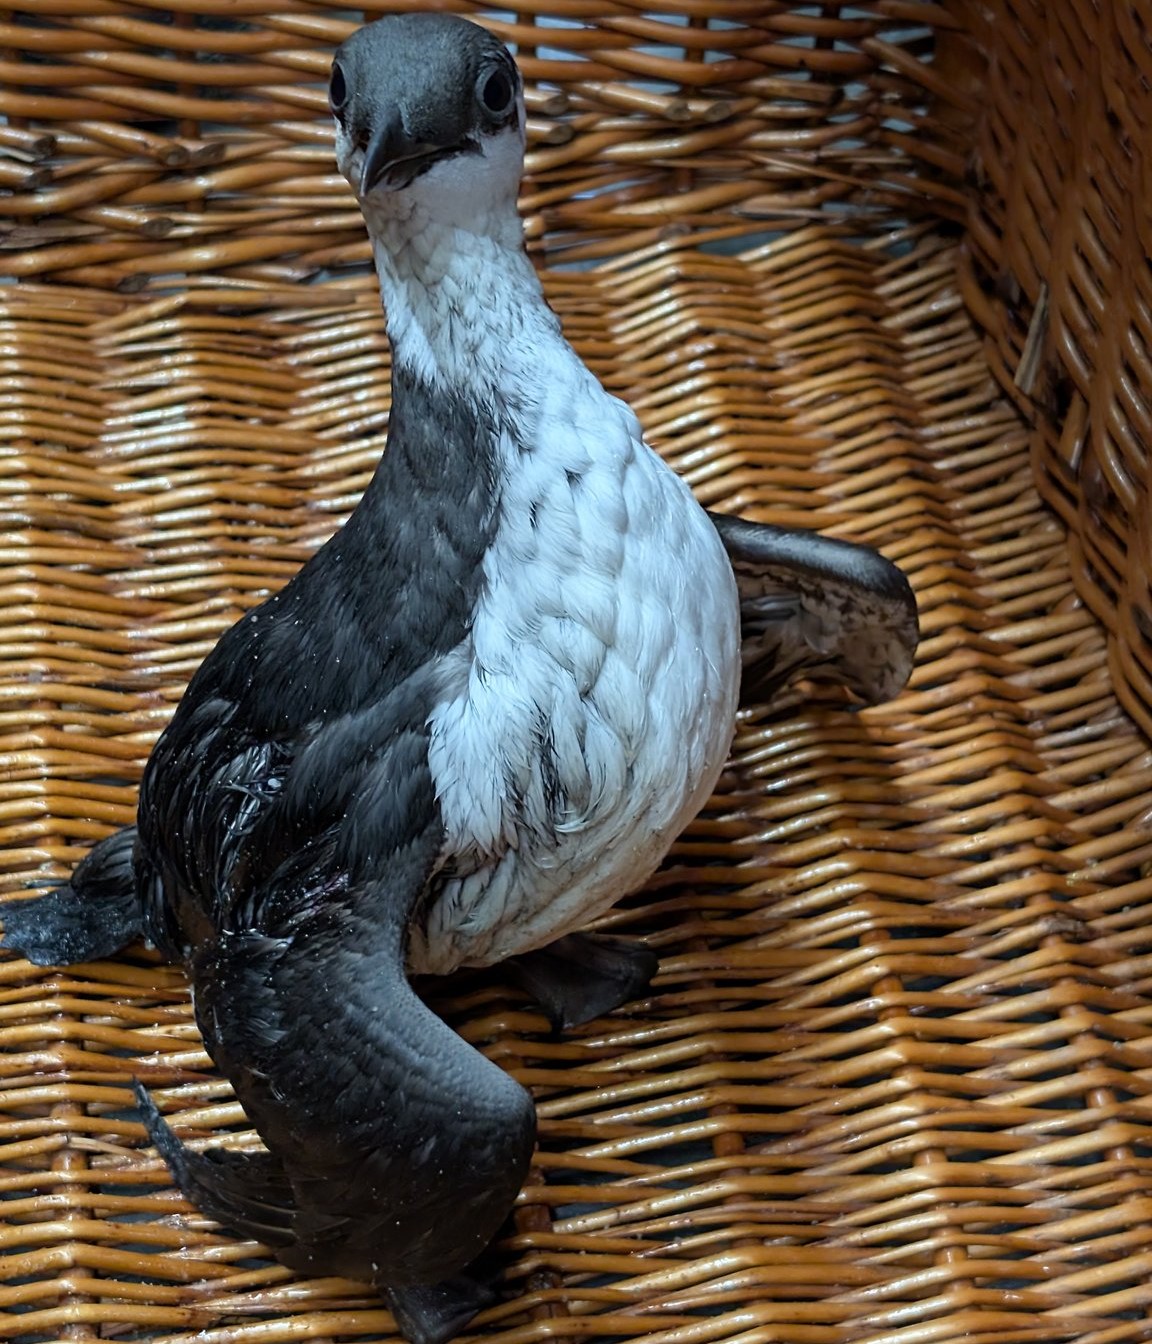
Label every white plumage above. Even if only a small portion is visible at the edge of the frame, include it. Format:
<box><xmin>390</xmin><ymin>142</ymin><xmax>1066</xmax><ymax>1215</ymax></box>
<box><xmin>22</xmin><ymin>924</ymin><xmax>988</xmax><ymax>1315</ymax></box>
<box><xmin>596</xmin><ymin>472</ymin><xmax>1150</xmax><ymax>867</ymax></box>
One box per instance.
<box><xmin>350</xmin><ymin>117</ymin><xmax>741</xmax><ymax>975</ymax></box>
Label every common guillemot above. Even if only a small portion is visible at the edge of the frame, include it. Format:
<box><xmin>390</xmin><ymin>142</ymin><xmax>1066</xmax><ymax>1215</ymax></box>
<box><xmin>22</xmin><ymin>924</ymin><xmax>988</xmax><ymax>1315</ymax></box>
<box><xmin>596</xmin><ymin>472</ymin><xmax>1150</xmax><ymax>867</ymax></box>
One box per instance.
<box><xmin>0</xmin><ymin>14</ymin><xmax>918</xmax><ymax>1344</ymax></box>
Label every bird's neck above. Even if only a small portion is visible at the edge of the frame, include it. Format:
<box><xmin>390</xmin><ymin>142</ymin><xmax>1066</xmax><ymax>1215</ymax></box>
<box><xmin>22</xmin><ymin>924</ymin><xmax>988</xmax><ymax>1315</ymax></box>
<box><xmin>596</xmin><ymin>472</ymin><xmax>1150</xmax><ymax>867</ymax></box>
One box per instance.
<box><xmin>368</xmin><ymin>207</ymin><xmax>572</xmax><ymax>397</ymax></box>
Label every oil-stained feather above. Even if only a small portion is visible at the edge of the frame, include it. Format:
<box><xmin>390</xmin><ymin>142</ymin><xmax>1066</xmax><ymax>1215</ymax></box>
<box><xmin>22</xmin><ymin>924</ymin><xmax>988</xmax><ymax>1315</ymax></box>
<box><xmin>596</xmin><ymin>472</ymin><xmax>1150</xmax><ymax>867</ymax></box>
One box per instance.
<box><xmin>134</xmin><ymin>1082</ymin><xmax>297</xmax><ymax>1246</ymax></box>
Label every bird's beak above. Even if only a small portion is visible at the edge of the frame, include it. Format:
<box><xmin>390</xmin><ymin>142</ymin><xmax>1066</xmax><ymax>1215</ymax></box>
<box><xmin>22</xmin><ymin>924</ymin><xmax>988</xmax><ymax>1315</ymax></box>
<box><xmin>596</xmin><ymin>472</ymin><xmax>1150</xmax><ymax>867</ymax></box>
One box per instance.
<box><xmin>359</xmin><ymin>115</ymin><xmax>444</xmax><ymax>196</ymax></box>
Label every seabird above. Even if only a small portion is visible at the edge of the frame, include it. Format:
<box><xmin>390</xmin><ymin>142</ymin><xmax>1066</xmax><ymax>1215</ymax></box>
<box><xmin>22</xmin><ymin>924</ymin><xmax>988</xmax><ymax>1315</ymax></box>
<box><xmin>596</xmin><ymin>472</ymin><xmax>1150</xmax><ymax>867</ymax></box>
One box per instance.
<box><xmin>0</xmin><ymin>15</ymin><xmax>919</xmax><ymax>1344</ymax></box>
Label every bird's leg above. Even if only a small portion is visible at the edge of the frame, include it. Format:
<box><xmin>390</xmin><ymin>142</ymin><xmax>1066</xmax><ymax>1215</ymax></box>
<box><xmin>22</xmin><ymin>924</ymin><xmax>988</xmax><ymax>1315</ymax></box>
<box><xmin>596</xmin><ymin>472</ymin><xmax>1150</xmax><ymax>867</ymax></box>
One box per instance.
<box><xmin>508</xmin><ymin>931</ymin><xmax>659</xmax><ymax>1031</ymax></box>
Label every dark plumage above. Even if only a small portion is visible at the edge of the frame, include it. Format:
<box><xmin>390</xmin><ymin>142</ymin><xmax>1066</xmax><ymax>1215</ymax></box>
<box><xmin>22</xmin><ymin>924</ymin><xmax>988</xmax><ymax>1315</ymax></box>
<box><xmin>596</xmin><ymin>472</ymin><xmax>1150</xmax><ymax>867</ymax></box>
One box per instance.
<box><xmin>6</xmin><ymin>354</ymin><xmax>536</xmax><ymax>1344</ymax></box>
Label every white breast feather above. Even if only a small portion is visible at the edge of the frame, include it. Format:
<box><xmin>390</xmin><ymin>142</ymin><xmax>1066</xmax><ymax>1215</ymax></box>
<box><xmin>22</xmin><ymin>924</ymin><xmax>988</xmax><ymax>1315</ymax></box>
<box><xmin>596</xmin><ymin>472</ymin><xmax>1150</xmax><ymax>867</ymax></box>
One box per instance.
<box><xmin>417</xmin><ymin>344</ymin><xmax>740</xmax><ymax>973</ymax></box>
<box><xmin>362</xmin><ymin>151</ymin><xmax>741</xmax><ymax>975</ymax></box>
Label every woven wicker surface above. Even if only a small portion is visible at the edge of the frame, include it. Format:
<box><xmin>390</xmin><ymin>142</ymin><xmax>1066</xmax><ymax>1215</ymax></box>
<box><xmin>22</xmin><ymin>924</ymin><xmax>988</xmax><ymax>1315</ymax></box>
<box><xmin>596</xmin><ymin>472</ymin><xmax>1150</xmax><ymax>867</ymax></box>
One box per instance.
<box><xmin>0</xmin><ymin>3</ymin><xmax>959</xmax><ymax>279</ymax></box>
<box><xmin>952</xmin><ymin>0</ymin><xmax>1152</xmax><ymax>742</ymax></box>
<box><xmin>4</xmin><ymin>4</ymin><xmax>1152</xmax><ymax>1344</ymax></box>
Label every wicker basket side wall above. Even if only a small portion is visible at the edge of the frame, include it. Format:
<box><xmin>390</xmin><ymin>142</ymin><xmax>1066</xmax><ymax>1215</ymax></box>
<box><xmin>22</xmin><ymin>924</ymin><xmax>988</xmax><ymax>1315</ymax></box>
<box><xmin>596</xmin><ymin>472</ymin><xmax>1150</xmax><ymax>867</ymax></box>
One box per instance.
<box><xmin>954</xmin><ymin>0</ymin><xmax>1152</xmax><ymax>738</ymax></box>
<box><xmin>0</xmin><ymin>3</ymin><xmax>959</xmax><ymax>284</ymax></box>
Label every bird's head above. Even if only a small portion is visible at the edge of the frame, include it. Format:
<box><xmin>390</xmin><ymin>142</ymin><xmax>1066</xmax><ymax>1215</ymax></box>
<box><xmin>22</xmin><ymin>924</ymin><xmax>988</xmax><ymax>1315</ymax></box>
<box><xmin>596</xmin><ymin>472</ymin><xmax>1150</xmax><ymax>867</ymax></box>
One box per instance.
<box><xmin>330</xmin><ymin>14</ymin><xmax>525</xmax><ymax>229</ymax></box>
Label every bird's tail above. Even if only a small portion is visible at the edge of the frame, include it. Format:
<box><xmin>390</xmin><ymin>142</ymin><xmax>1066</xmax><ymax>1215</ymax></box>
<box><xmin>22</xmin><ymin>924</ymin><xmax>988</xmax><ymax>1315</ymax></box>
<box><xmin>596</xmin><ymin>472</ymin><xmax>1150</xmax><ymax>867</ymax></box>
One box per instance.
<box><xmin>0</xmin><ymin>826</ymin><xmax>144</xmax><ymax>966</ymax></box>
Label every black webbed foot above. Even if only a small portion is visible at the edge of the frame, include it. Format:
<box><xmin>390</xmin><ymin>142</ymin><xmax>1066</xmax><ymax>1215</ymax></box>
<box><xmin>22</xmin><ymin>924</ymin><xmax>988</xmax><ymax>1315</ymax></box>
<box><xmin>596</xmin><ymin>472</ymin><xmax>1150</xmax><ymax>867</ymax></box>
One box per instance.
<box><xmin>0</xmin><ymin>827</ymin><xmax>142</xmax><ymax>966</ymax></box>
<box><xmin>386</xmin><ymin>1272</ymin><xmax>500</xmax><ymax>1344</ymax></box>
<box><xmin>509</xmin><ymin>931</ymin><xmax>659</xmax><ymax>1031</ymax></box>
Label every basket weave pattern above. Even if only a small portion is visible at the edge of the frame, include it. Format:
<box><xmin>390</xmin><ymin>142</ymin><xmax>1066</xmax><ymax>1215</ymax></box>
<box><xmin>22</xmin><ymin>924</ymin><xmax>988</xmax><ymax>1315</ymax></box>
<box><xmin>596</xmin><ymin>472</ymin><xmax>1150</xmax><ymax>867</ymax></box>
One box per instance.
<box><xmin>0</xmin><ymin>5</ymin><xmax>956</xmax><ymax>278</ymax></box>
<box><xmin>2</xmin><ymin>5</ymin><xmax>1152</xmax><ymax>1344</ymax></box>
<box><xmin>954</xmin><ymin>0</ymin><xmax>1152</xmax><ymax>740</ymax></box>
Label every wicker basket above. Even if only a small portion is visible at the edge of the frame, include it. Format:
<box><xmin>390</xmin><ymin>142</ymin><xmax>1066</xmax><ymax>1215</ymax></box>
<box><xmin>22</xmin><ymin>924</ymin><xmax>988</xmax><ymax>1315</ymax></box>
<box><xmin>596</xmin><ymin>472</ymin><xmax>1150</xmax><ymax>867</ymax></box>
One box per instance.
<box><xmin>2</xmin><ymin>5</ymin><xmax>1152</xmax><ymax>1344</ymax></box>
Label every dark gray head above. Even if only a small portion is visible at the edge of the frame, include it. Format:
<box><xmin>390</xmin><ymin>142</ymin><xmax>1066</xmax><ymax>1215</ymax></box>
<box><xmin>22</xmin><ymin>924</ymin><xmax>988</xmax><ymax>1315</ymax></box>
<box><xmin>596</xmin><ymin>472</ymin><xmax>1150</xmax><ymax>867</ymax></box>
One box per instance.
<box><xmin>330</xmin><ymin>15</ymin><xmax>524</xmax><ymax>205</ymax></box>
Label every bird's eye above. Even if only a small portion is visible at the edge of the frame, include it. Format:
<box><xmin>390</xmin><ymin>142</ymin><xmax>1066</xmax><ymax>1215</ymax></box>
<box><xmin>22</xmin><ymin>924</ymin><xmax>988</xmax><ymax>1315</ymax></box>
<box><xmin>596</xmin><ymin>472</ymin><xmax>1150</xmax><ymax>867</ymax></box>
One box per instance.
<box><xmin>329</xmin><ymin>62</ymin><xmax>348</xmax><ymax>118</ymax></box>
<box><xmin>478</xmin><ymin>67</ymin><xmax>515</xmax><ymax>117</ymax></box>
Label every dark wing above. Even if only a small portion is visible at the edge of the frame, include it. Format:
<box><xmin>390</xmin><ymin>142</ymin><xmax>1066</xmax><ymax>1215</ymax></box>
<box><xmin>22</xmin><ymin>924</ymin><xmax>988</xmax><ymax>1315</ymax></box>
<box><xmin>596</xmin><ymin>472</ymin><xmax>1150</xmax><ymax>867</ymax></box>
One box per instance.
<box><xmin>709</xmin><ymin>511</ymin><xmax>919</xmax><ymax>707</ymax></box>
<box><xmin>134</xmin><ymin>455</ymin><xmax>490</xmax><ymax>949</ymax></box>
<box><xmin>134</xmin><ymin>649</ymin><xmax>535</xmax><ymax>1334</ymax></box>
<box><xmin>134</xmin><ymin>1081</ymin><xmax>297</xmax><ymax>1248</ymax></box>
<box><xmin>170</xmin><ymin>727</ymin><xmax>535</xmax><ymax>1292</ymax></box>
<box><xmin>136</xmin><ymin>1079</ymin><xmax>503</xmax><ymax>1344</ymax></box>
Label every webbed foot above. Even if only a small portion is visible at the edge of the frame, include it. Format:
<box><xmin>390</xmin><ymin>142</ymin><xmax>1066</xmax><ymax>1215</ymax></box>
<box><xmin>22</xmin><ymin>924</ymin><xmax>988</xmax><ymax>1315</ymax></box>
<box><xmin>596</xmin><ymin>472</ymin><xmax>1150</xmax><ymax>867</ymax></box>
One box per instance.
<box><xmin>0</xmin><ymin>827</ymin><xmax>142</xmax><ymax>965</ymax></box>
<box><xmin>386</xmin><ymin>1274</ymin><xmax>499</xmax><ymax>1344</ymax></box>
<box><xmin>509</xmin><ymin>931</ymin><xmax>659</xmax><ymax>1030</ymax></box>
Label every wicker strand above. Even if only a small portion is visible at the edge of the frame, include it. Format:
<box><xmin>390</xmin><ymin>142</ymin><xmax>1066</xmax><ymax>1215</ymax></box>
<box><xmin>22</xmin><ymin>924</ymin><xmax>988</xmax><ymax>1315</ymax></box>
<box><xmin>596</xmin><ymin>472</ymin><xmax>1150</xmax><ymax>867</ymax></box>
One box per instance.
<box><xmin>3</xmin><ymin>4</ymin><xmax>1152</xmax><ymax>1343</ymax></box>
